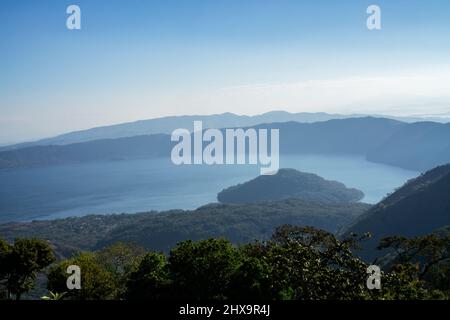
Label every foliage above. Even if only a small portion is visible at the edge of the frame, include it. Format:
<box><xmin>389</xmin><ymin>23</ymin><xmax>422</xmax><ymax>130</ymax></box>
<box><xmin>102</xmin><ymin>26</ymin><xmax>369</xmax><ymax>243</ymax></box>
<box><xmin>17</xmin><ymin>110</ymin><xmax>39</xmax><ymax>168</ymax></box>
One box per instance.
<box><xmin>41</xmin><ymin>291</ymin><xmax>66</xmax><ymax>300</ymax></box>
<box><xmin>0</xmin><ymin>238</ymin><xmax>55</xmax><ymax>300</ymax></box>
<box><xmin>47</xmin><ymin>252</ymin><xmax>118</xmax><ymax>300</ymax></box>
<box><xmin>168</xmin><ymin>239</ymin><xmax>241</xmax><ymax>300</ymax></box>
<box><xmin>344</xmin><ymin>163</ymin><xmax>450</xmax><ymax>261</ymax></box>
<box><xmin>377</xmin><ymin>233</ymin><xmax>450</xmax><ymax>298</ymax></box>
<box><xmin>95</xmin><ymin>242</ymin><xmax>146</xmax><ymax>296</ymax></box>
<box><xmin>2</xmin><ymin>226</ymin><xmax>450</xmax><ymax>300</ymax></box>
<box><xmin>120</xmin><ymin>226</ymin><xmax>449</xmax><ymax>300</ymax></box>
<box><xmin>124</xmin><ymin>252</ymin><xmax>170</xmax><ymax>300</ymax></box>
<box><xmin>0</xmin><ymin>199</ymin><xmax>370</xmax><ymax>258</ymax></box>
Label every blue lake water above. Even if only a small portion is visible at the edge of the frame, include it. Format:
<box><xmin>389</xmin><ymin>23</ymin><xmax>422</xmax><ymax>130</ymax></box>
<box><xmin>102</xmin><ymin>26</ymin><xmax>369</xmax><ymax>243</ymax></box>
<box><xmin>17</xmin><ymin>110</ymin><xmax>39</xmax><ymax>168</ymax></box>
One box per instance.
<box><xmin>0</xmin><ymin>154</ymin><xmax>419</xmax><ymax>222</ymax></box>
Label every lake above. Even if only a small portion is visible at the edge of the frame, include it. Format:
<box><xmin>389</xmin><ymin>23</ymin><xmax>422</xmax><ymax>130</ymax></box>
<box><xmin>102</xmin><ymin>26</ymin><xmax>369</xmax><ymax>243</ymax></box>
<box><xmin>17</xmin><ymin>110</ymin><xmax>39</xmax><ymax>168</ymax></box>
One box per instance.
<box><xmin>0</xmin><ymin>154</ymin><xmax>419</xmax><ymax>222</ymax></box>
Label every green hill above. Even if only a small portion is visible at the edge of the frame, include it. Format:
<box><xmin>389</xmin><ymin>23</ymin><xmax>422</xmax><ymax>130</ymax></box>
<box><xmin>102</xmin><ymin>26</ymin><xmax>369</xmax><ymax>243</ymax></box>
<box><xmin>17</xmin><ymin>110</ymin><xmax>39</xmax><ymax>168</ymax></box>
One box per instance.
<box><xmin>217</xmin><ymin>168</ymin><xmax>364</xmax><ymax>204</ymax></box>
<box><xmin>0</xmin><ymin>199</ymin><xmax>370</xmax><ymax>258</ymax></box>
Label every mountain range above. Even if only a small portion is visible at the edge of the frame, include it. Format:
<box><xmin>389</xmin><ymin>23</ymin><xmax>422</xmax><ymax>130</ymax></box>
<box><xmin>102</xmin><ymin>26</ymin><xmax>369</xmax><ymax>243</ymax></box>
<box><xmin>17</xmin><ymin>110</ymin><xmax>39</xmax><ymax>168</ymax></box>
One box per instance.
<box><xmin>1</xmin><ymin>116</ymin><xmax>449</xmax><ymax>172</ymax></box>
<box><xmin>2</xmin><ymin>111</ymin><xmax>449</xmax><ymax>151</ymax></box>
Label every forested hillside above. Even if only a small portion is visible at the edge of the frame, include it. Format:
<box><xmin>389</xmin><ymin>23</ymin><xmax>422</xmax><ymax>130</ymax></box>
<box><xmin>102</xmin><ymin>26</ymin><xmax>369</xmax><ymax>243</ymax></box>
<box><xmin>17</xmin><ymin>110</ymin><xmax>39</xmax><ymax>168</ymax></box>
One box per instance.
<box><xmin>0</xmin><ymin>199</ymin><xmax>370</xmax><ymax>258</ymax></box>
<box><xmin>218</xmin><ymin>168</ymin><xmax>364</xmax><ymax>204</ymax></box>
<box><xmin>344</xmin><ymin>164</ymin><xmax>450</xmax><ymax>261</ymax></box>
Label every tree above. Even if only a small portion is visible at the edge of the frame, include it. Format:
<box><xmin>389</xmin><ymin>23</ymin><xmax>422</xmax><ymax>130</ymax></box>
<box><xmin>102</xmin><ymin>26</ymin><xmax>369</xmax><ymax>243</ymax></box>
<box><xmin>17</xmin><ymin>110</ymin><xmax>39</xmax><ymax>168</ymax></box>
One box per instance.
<box><xmin>263</xmin><ymin>225</ymin><xmax>372</xmax><ymax>299</ymax></box>
<box><xmin>227</xmin><ymin>246</ymin><xmax>274</xmax><ymax>299</ymax></box>
<box><xmin>168</xmin><ymin>238</ymin><xmax>241</xmax><ymax>300</ymax></box>
<box><xmin>125</xmin><ymin>252</ymin><xmax>170</xmax><ymax>300</ymax></box>
<box><xmin>0</xmin><ymin>238</ymin><xmax>55</xmax><ymax>300</ymax></box>
<box><xmin>47</xmin><ymin>252</ymin><xmax>117</xmax><ymax>300</ymax></box>
<box><xmin>426</xmin><ymin>261</ymin><xmax>450</xmax><ymax>296</ymax></box>
<box><xmin>95</xmin><ymin>242</ymin><xmax>146</xmax><ymax>296</ymax></box>
<box><xmin>377</xmin><ymin>234</ymin><xmax>450</xmax><ymax>280</ymax></box>
<box><xmin>376</xmin><ymin>233</ymin><xmax>450</xmax><ymax>298</ymax></box>
<box><xmin>0</xmin><ymin>239</ymin><xmax>11</xmax><ymax>299</ymax></box>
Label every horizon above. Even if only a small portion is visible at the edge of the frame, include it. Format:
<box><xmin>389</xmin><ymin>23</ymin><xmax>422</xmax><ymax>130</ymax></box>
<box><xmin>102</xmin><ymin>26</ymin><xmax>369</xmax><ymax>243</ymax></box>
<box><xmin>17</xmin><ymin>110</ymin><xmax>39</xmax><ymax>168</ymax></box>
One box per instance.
<box><xmin>1</xmin><ymin>0</ymin><xmax>450</xmax><ymax>143</ymax></box>
<box><xmin>1</xmin><ymin>109</ymin><xmax>450</xmax><ymax>146</ymax></box>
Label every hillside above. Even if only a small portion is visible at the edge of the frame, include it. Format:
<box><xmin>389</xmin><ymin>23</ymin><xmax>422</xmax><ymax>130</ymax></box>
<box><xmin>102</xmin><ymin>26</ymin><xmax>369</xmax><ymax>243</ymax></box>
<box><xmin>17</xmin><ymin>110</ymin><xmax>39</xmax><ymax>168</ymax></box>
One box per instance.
<box><xmin>218</xmin><ymin>168</ymin><xmax>364</xmax><ymax>204</ymax></box>
<box><xmin>344</xmin><ymin>164</ymin><xmax>450</xmax><ymax>261</ymax></box>
<box><xmin>0</xmin><ymin>134</ymin><xmax>171</xmax><ymax>169</ymax></box>
<box><xmin>367</xmin><ymin>122</ymin><xmax>450</xmax><ymax>171</ymax></box>
<box><xmin>0</xmin><ymin>199</ymin><xmax>370</xmax><ymax>258</ymax></box>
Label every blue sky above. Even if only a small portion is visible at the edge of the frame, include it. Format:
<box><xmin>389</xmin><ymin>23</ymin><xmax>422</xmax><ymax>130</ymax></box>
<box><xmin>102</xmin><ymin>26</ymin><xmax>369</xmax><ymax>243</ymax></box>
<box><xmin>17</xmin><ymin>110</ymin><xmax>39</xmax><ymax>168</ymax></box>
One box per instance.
<box><xmin>1</xmin><ymin>0</ymin><xmax>450</xmax><ymax>143</ymax></box>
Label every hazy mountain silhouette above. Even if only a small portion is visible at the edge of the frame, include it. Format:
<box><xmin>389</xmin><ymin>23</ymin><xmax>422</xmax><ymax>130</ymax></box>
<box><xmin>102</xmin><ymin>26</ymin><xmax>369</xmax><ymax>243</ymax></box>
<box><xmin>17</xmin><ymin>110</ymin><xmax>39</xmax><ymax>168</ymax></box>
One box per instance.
<box><xmin>2</xmin><ymin>111</ymin><xmax>446</xmax><ymax>151</ymax></box>
<box><xmin>0</xmin><ymin>111</ymin><xmax>352</xmax><ymax>151</ymax></box>
<box><xmin>367</xmin><ymin>122</ymin><xmax>450</xmax><ymax>171</ymax></box>
<box><xmin>1</xmin><ymin>117</ymin><xmax>449</xmax><ymax>172</ymax></box>
<box><xmin>218</xmin><ymin>168</ymin><xmax>364</xmax><ymax>204</ymax></box>
<box><xmin>0</xmin><ymin>134</ymin><xmax>170</xmax><ymax>169</ymax></box>
<box><xmin>0</xmin><ymin>117</ymin><xmax>404</xmax><ymax>169</ymax></box>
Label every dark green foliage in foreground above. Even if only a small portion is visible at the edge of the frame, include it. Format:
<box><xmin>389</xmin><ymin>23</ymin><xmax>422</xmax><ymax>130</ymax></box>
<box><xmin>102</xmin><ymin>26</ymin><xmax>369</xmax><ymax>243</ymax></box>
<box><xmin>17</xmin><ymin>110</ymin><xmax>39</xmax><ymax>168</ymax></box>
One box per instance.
<box><xmin>0</xmin><ymin>238</ymin><xmax>55</xmax><ymax>300</ymax></box>
<box><xmin>377</xmin><ymin>233</ymin><xmax>450</xmax><ymax>296</ymax></box>
<box><xmin>218</xmin><ymin>169</ymin><xmax>364</xmax><ymax>204</ymax></box>
<box><xmin>39</xmin><ymin>226</ymin><xmax>450</xmax><ymax>300</ymax></box>
<box><xmin>0</xmin><ymin>199</ymin><xmax>370</xmax><ymax>258</ymax></box>
<box><xmin>47</xmin><ymin>242</ymin><xmax>146</xmax><ymax>300</ymax></box>
<box><xmin>124</xmin><ymin>252</ymin><xmax>170</xmax><ymax>300</ymax></box>
<box><xmin>168</xmin><ymin>239</ymin><xmax>241</xmax><ymax>300</ymax></box>
<box><xmin>47</xmin><ymin>252</ymin><xmax>117</xmax><ymax>300</ymax></box>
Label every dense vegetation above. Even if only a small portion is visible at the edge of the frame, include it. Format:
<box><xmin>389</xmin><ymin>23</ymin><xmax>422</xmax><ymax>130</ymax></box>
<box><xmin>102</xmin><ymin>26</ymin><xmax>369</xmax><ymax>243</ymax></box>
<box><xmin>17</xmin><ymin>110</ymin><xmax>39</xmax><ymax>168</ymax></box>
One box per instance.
<box><xmin>0</xmin><ymin>199</ymin><xmax>370</xmax><ymax>258</ymax></box>
<box><xmin>1</xmin><ymin>226</ymin><xmax>449</xmax><ymax>300</ymax></box>
<box><xmin>0</xmin><ymin>238</ymin><xmax>55</xmax><ymax>300</ymax></box>
<box><xmin>345</xmin><ymin>164</ymin><xmax>450</xmax><ymax>261</ymax></box>
<box><xmin>218</xmin><ymin>168</ymin><xmax>364</xmax><ymax>204</ymax></box>
<box><xmin>1</xmin><ymin>157</ymin><xmax>449</xmax><ymax>300</ymax></box>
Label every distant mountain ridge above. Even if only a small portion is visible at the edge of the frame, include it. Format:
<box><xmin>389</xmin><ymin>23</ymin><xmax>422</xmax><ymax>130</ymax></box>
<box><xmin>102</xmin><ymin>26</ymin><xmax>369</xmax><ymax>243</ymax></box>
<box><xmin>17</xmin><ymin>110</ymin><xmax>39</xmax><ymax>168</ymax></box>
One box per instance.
<box><xmin>217</xmin><ymin>168</ymin><xmax>364</xmax><ymax>204</ymax></box>
<box><xmin>0</xmin><ymin>111</ymin><xmax>352</xmax><ymax>151</ymax></box>
<box><xmin>0</xmin><ymin>117</ymin><xmax>404</xmax><ymax>169</ymax></box>
<box><xmin>0</xmin><ymin>116</ymin><xmax>449</xmax><ymax>172</ymax></box>
<box><xmin>2</xmin><ymin>111</ymin><xmax>448</xmax><ymax>151</ymax></box>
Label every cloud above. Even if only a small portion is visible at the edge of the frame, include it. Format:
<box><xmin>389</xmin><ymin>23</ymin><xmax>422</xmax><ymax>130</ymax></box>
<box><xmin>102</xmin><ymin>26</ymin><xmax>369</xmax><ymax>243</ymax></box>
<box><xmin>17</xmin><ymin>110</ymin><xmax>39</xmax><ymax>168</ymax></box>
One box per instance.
<box><xmin>192</xmin><ymin>73</ymin><xmax>450</xmax><ymax>116</ymax></box>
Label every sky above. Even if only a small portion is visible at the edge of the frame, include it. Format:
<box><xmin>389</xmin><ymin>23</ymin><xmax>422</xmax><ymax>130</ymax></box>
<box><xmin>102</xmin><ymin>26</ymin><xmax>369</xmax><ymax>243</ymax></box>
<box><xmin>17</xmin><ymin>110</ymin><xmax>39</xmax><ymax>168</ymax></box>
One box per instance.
<box><xmin>1</xmin><ymin>0</ymin><xmax>450</xmax><ymax>144</ymax></box>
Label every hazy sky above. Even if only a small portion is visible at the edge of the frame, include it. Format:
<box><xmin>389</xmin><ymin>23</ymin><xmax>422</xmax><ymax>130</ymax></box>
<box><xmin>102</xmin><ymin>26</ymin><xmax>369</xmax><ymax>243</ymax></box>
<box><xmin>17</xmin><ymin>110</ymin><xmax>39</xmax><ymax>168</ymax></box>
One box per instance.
<box><xmin>1</xmin><ymin>0</ymin><xmax>450</xmax><ymax>143</ymax></box>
